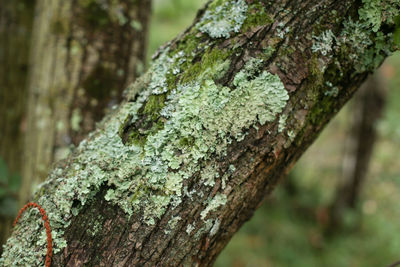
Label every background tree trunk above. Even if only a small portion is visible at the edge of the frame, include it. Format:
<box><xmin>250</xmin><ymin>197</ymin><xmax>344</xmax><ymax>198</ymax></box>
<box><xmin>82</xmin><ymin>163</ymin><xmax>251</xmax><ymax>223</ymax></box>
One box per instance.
<box><xmin>329</xmin><ymin>73</ymin><xmax>387</xmax><ymax>231</ymax></box>
<box><xmin>1</xmin><ymin>0</ymin><xmax>398</xmax><ymax>266</ymax></box>
<box><xmin>0</xmin><ymin>0</ymin><xmax>36</xmax><ymax>253</ymax></box>
<box><xmin>20</xmin><ymin>0</ymin><xmax>152</xmax><ymax>205</ymax></box>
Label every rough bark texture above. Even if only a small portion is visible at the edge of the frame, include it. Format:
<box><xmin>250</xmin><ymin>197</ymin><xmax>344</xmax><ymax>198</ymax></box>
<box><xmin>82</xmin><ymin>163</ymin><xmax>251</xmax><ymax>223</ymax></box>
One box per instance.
<box><xmin>20</xmin><ymin>0</ymin><xmax>152</xmax><ymax>204</ymax></box>
<box><xmin>1</xmin><ymin>0</ymin><xmax>398</xmax><ymax>266</ymax></box>
<box><xmin>0</xmin><ymin>0</ymin><xmax>35</xmax><ymax>253</ymax></box>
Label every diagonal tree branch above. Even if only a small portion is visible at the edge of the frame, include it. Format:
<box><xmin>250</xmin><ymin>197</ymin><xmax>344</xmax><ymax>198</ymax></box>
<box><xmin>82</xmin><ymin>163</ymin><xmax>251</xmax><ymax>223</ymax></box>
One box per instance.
<box><xmin>1</xmin><ymin>0</ymin><xmax>399</xmax><ymax>266</ymax></box>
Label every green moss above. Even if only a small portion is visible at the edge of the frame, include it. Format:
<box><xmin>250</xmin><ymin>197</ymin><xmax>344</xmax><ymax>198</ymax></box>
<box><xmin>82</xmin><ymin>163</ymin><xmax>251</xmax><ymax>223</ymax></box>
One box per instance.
<box><xmin>241</xmin><ymin>2</ymin><xmax>273</xmax><ymax>32</ymax></box>
<box><xmin>175</xmin><ymin>31</ymin><xmax>200</xmax><ymax>57</ymax></box>
<box><xmin>207</xmin><ymin>0</ymin><xmax>225</xmax><ymax>10</ymax></box>
<box><xmin>143</xmin><ymin>94</ymin><xmax>167</xmax><ymax>120</ymax></box>
<box><xmin>180</xmin><ymin>46</ymin><xmax>232</xmax><ymax>84</ymax></box>
<box><xmin>178</xmin><ymin>136</ymin><xmax>195</xmax><ymax>148</ymax></box>
<box><xmin>308</xmin><ymin>95</ymin><xmax>334</xmax><ymax>125</ymax></box>
<box><xmin>308</xmin><ymin>54</ymin><xmax>324</xmax><ymax>77</ymax></box>
<box><xmin>279</xmin><ymin>45</ymin><xmax>296</xmax><ymax>57</ymax></box>
<box><xmin>127</xmin><ymin>119</ymin><xmax>165</xmax><ymax>147</ymax></box>
<box><xmin>262</xmin><ymin>46</ymin><xmax>276</xmax><ymax>61</ymax></box>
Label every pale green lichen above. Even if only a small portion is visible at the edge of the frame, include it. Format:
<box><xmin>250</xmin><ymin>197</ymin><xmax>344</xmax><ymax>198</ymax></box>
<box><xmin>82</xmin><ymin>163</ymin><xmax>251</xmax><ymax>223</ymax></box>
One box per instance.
<box><xmin>311</xmin><ymin>1</ymin><xmax>399</xmax><ymax>73</ymax></box>
<box><xmin>200</xmin><ymin>194</ymin><xmax>227</xmax><ymax>220</ymax></box>
<box><xmin>186</xmin><ymin>223</ymin><xmax>195</xmax><ymax>235</ymax></box>
<box><xmin>278</xmin><ymin>114</ymin><xmax>288</xmax><ymax>133</ymax></box>
<box><xmin>201</xmin><ymin>163</ymin><xmax>220</xmax><ymax>187</ymax></box>
<box><xmin>228</xmin><ymin>164</ymin><xmax>235</xmax><ymax>173</ymax></box>
<box><xmin>287</xmin><ymin>130</ymin><xmax>296</xmax><ymax>142</ymax></box>
<box><xmin>164</xmin><ymin>216</ymin><xmax>182</xmax><ymax>234</ymax></box>
<box><xmin>1</xmin><ymin>36</ymin><xmax>289</xmax><ymax>267</ymax></box>
<box><xmin>311</xmin><ymin>30</ymin><xmax>336</xmax><ymax>56</ymax></box>
<box><xmin>86</xmin><ymin>218</ymin><xmax>102</xmax><ymax>237</ymax></box>
<box><xmin>338</xmin><ymin>19</ymin><xmax>393</xmax><ymax>73</ymax></box>
<box><xmin>233</xmin><ymin>57</ymin><xmax>264</xmax><ymax>87</ymax></box>
<box><xmin>358</xmin><ymin>0</ymin><xmax>400</xmax><ymax>32</ymax></box>
<box><xmin>197</xmin><ymin>0</ymin><xmax>248</xmax><ymax>38</ymax></box>
<box><xmin>324</xmin><ymin>81</ymin><xmax>339</xmax><ymax>97</ymax></box>
<box><xmin>0</xmin><ymin>209</ymin><xmax>55</xmax><ymax>266</ymax></box>
<box><xmin>276</xmin><ymin>23</ymin><xmax>290</xmax><ymax>39</ymax></box>
<box><xmin>195</xmin><ymin>219</ymin><xmax>214</xmax><ymax>239</ymax></box>
<box><xmin>209</xmin><ymin>218</ymin><xmax>221</xmax><ymax>236</ymax></box>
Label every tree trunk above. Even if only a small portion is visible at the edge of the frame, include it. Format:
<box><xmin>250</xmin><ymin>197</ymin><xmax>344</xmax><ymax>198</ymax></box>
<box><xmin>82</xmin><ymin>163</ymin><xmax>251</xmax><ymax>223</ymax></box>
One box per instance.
<box><xmin>340</xmin><ymin>74</ymin><xmax>387</xmax><ymax>208</ymax></box>
<box><xmin>19</xmin><ymin>0</ymin><xmax>152</xmax><ymax>205</ymax></box>
<box><xmin>0</xmin><ymin>0</ymin><xmax>36</xmax><ymax>253</ymax></box>
<box><xmin>1</xmin><ymin>0</ymin><xmax>398</xmax><ymax>266</ymax></box>
<box><xmin>329</xmin><ymin>73</ymin><xmax>387</xmax><ymax>230</ymax></box>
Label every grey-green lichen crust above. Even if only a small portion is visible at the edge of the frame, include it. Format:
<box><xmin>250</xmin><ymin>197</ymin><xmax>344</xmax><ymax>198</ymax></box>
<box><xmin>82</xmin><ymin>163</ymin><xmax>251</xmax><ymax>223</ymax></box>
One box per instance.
<box><xmin>197</xmin><ymin>0</ymin><xmax>248</xmax><ymax>38</ymax></box>
<box><xmin>311</xmin><ymin>0</ymin><xmax>400</xmax><ymax>73</ymax></box>
<box><xmin>0</xmin><ymin>49</ymin><xmax>288</xmax><ymax>267</ymax></box>
<box><xmin>0</xmin><ymin>209</ymin><xmax>56</xmax><ymax>266</ymax></box>
<box><xmin>0</xmin><ymin>52</ymin><xmax>288</xmax><ymax>265</ymax></box>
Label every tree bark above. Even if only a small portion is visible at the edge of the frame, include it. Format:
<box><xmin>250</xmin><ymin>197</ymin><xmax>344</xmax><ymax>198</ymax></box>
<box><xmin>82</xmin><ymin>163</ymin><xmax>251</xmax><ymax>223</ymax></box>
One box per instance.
<box><xmin>0</xmin><ymin>0</ymin><xmax>36</xmax><ymax>253</ymax></box>
<box><xmin>19</xmin><ymin>0</ymin><xmax>152</xmax><ymax>204</ymax></box>
<box><xmin>1</xmin><ymin>0</ymin><xmax>398</xmax><ymax>266</ymax></box>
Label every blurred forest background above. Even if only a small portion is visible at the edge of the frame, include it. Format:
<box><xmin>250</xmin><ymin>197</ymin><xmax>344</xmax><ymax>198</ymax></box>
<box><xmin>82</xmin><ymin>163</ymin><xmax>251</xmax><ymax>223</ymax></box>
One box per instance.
<box><xmin>1</xmin><ymin>0</ymin><xmax>399</xmax><ymax>266</ymax></box>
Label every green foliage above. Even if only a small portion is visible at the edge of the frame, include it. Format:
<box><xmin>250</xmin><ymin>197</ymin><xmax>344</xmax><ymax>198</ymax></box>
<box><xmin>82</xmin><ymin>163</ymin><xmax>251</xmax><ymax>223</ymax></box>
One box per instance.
<box><xmin>241</xmin><ymin>2</ymin><xmax>273</xmax><ymax>32</ymax></box>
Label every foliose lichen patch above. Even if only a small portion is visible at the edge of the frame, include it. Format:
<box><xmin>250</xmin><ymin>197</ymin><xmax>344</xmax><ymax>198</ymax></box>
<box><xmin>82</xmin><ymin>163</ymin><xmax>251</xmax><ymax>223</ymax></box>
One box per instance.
<box><xmin>311</xmin><ymin>30</ymin><xmax>336</xmax><ymax>56</ymax></box>
<box><xmin>197</xmin><ymin>0</ymin><xmax>248</xmax><ymax>38</ymax></box>
<box><xmin>311</xmin><ymin>0</ymin><xmax>400</xmax><ymax>73</ymax></box>
<box><xmin>0</xmin><ymin>209</ymin><xmax>58</xmax><ymax>266</ymax></box>
<box><xmin>1</xmin><ymin>0</ymin><xmax>297</xmax><ymax>264</ymax></box>
<box><xmin>0</xmin><ymin>48</ymin><xmax>289</xmax><ymax>265</ymax></box>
